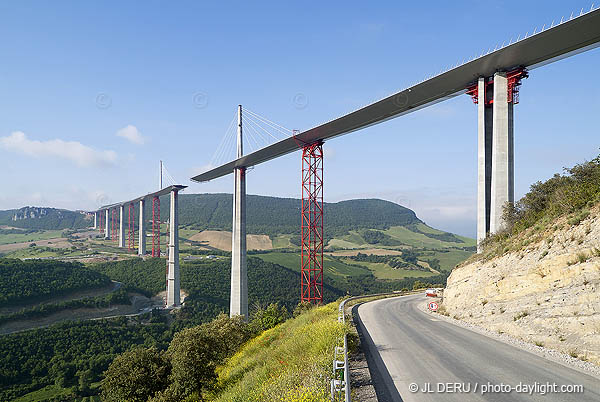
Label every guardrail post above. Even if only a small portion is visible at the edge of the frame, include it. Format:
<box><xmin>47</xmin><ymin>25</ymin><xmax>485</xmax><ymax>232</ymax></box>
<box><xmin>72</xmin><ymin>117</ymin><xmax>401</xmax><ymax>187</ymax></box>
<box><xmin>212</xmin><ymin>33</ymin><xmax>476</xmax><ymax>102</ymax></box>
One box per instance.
<box><xmin>332</xmin><ymin>291</ymin><xmax>419</xmax><ymax>401</ymax></box>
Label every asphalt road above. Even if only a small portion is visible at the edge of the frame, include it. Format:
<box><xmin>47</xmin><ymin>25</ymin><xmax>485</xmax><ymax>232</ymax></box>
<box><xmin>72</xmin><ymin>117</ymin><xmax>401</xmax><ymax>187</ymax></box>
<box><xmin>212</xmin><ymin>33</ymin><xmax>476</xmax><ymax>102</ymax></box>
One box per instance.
<box><xmin>356</xmin><ymin>294</ymin><xmax>600</xmax><ymax>402</ymax></box>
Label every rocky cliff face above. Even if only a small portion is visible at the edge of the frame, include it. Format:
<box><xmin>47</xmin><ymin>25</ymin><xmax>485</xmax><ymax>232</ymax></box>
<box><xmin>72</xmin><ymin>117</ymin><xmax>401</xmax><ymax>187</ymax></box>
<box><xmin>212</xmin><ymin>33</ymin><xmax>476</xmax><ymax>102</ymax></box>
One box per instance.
<box><xmin>1</xmin><ymin>207</ymin><xmax>90</xmax><ymax>230</ymax></box>
<box><xmin>443</xmin><ymin>207</ymin><xmax>600</xmax><ymax>365</ymax></box>
<box><xmin>12</xmin><ymin>207</ymin><xmax>50</xmax><ymax>220</ymax></box>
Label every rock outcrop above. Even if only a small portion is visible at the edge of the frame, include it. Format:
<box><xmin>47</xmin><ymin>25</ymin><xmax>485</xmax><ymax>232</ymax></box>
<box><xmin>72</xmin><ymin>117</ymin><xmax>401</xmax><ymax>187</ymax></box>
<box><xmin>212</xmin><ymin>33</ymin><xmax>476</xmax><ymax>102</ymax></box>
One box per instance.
<box><xmin>444</xmin><ymin>208</ymin><xmax>600</xmax><ymax>365</ymax></box>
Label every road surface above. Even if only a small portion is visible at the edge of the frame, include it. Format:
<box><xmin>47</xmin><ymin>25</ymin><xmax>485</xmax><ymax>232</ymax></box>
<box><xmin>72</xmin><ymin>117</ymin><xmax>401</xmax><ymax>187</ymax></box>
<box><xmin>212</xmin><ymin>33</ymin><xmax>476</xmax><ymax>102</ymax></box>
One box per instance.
<box><xmin>356</xmin><ymin>294</ymin><xmax>600</xmax><ymax>401</ymax></box>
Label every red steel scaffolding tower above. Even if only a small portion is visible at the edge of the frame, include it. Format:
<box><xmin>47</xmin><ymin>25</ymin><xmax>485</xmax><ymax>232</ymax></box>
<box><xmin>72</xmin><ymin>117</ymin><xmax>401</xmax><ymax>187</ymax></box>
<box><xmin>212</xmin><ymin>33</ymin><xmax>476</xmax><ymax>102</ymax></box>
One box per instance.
<box><xmin>128</xmin><ymin>203</ymin><xmax>135</xmax><ymax>251</ymax></box>
<box><xmin>152</xmin><ymin>196</ymin><xmax>160</xmax><ymax>257</ymax></box>
<box><xmin>300</xmin><ymin>142</ymin><xmax>324</xmax><ymax>303</ymax></box>
<box><xmin>99</xmin><ymin>212</ymin><xmax>103</xmax><ymax>233</ymax></box>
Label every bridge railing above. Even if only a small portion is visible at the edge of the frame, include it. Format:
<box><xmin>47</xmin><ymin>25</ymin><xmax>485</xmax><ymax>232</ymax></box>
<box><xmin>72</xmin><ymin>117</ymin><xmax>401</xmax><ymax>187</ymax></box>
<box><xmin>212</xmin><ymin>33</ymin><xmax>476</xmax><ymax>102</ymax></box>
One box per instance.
<box><xmin>330</xmin><ymin>290</ymin><xmax>421</xmax><ymax>401</ymax></box>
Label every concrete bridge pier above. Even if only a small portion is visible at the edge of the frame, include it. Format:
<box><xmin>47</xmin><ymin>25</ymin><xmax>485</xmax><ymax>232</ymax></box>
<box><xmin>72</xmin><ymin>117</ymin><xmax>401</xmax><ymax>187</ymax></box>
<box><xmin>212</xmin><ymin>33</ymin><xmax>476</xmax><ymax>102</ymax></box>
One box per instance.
<box><xmin>138</xmin><ymin>199</ymin><xmax>146</xmax><ymax>256</ymax></box>
<box><xmin>477</xmin><ymin>77</ymin><xmax>493</xmax><ymax>248</ymax></box>
<box><xmin>118</xmin><ymin>205</ymin><xmax>125</xmax><ymax>248</ymax></box>
<box><xmin>230</xmin><ymin>104</ymin><xmax>248</xmax><ymax>319</ymax></box>
<box><xmin>475</xmin><ymin>70</ymin><xmax>523</xmax><ymax>250</ymax></box>
<box><xmin>490</xmin><ymin>72</ymin><xmax>514</xmax><ymax>234</ymax></box>
<box><xmin>93</xmin><ymin>211</ymin><xmax>97</xmax><ymax>229</ymax></box>
<box><xmin>166</xmin><ymin>189</ymin><xmax>180</xmax><ymax>307</ymax></box>
<box><xmin>104</xmin><ymin>209</ymin><xmax>110</xmax><ymax>239</ymax></box>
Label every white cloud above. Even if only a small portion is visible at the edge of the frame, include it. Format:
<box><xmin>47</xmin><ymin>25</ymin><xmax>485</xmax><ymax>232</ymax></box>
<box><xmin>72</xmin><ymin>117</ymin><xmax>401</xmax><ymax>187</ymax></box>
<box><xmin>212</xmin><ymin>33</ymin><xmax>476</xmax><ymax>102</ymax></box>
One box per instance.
<box><xmin>0</xmin><ymin>131</ymin><xmax>117</xmax><ymax>167</ymax></box>
<box><xmin>116</xmin><ymin>125</ymin><xmax>145</xmax><ymax>145</ymax></box>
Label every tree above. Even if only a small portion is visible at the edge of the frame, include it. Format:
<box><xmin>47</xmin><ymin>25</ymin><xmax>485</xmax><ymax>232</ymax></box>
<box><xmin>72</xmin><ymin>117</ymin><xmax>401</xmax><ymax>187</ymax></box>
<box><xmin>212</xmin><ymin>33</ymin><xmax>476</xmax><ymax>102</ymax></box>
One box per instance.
<box><xmin>101</xmin><ymin>347</ymin><xmax>170</xmax><ymax>402</ymax></box>
<box><xmin>166</xmin><ymin>326</ymin><xmax>221</xmax><ymax>400</ymax></box>
<box><xmin>77</xmin><ymin>369</ymin><xmax>94</xmax><ymax>395</ymax></box>
<box><xmin>199</xmin><ymin>314</ymin><xmax>253</xmax><ymax>360</ymax></box>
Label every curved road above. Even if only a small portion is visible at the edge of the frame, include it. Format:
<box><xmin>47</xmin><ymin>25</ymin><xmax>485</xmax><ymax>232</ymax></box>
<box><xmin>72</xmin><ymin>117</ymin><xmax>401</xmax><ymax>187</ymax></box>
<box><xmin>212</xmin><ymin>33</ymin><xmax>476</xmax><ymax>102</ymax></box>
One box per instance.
<box><xmin>356</xmin><ymin>294</ymin><xmax>600</xmax><ymax>401</ymax></box>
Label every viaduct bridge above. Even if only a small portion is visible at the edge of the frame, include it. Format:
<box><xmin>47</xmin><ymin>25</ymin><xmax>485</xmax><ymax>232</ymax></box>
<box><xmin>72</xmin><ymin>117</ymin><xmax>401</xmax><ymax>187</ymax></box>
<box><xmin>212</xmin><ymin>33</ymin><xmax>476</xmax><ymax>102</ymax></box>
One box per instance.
<box><xmin>92</xmin><ymin>7</ymin><xmax>600</xmax><ymax>318</ymax></box>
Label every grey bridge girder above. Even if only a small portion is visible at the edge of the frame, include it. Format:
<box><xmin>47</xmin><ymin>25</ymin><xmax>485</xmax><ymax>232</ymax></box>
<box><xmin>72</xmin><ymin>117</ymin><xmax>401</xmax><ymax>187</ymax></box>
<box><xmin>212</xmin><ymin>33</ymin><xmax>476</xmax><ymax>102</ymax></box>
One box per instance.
<box><xmin>191</xmin><ymin>8</ymin><xmax>600</xmax><ymax>183</ymax></box>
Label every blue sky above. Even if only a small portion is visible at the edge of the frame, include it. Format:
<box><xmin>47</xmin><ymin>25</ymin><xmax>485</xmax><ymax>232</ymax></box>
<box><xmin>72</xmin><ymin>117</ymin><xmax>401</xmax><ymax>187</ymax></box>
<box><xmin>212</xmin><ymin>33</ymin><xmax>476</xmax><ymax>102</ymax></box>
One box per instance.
<box><xmin>0</xmin><ymin>1</ymin><xmax>599</xmax><ymax>237</ymax></box>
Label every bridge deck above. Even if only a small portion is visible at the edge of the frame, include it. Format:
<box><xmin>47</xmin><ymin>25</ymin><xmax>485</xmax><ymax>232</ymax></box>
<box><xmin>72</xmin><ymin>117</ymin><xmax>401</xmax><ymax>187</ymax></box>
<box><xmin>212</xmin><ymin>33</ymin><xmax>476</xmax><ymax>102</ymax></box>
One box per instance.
<box><xmin>98</xmin><ymin>185</ymin><xmax>187</xmax><ymax>210</ymax></box>
<box><xmin>191</xmin><ymin>8</ymin><xmax>600</xmax><ymax>183</ymax></box>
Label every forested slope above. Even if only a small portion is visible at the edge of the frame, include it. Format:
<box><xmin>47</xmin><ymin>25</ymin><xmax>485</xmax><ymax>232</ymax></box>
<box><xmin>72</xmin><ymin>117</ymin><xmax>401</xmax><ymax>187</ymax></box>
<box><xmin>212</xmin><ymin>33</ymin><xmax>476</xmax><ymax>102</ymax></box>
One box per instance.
<box><xmin>1</xmin><ymin>195</ymin><xmax>421</xmax><ymax>235</ymax></box>
<box><xmin>171</xmin><ymin>194</ymin><xmax>422</xmax><ymax>236</ymax></box>
<box><xmin>90</xmin><ymin>257</ymin><xmax>343</xmax><ymax>323</ymax></box>
<box><xmin>0</xmin><ymin>259</ymin><xmax>111</xmax><ymax>306</ymax></box>
<box><xmin>0</xmin><ymin>318</ymin><xmax>171</xmax><ymax>401</ymax></box>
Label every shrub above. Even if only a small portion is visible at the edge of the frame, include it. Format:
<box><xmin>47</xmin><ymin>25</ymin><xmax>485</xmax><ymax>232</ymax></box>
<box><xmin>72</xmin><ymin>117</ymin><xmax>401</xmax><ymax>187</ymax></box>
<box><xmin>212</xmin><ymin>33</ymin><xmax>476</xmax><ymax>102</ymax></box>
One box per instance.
<box><xmin>101</xmin><ymin>347</ymin><xmax>171</xmax><ymax>402</ymax></box>
<box><xmin>293</xmin><ymin>301</ymin><xmax>316</xmax><ymax>317</ymax></box>
<box><xmin>436</xmin><ymin>305</ymin><xmax>449</xmax><ymax>316</ymax></box>
<box><xmin>250</xmin><ymin>303</ymin><xmax>289</xmax><ymax>332</ymax></box>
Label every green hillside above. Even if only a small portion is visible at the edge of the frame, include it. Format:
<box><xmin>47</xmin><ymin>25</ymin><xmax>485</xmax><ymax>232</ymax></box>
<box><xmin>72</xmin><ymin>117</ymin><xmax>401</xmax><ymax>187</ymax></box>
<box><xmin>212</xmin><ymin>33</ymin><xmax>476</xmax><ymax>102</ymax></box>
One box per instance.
<box><xmin>172</xmin><ymin>194</ymin><xmax>422</xmax><ymax>237</ymax></box>
<box><xmin>0</xmin><ymin>259</ymin><xmax>111</xmax><ymax>306</ymax></box>
<box><xmin>0</xmin><ymin>195</ymin><xmax>471</xmax><ymax>251</ymax></box>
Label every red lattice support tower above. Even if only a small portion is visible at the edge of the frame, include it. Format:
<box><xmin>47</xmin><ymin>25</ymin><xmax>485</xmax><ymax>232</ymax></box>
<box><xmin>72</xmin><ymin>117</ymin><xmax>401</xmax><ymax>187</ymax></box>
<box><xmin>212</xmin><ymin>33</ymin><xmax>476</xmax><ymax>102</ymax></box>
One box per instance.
<box><xmin>128</xmin><ymin>203</ymin><xmax>135</xmax><ymax>251</ymax></box>
<box><xmin>111</xmin><ymin>209</ymin><xmax>117</xmax><ymax>242</ymax></box>
<box><xmin>300</xmin><ymin>141</ymin><xmax>324</xmax><ymax>304</ymax></box>
<box><xmin>152</xmin><ymin>196</ymin><xmax>160</xmax><ymax>257</ymax></box>
<box><xmin>99</xmin><ymin>212</ymin><xmax>103</xmax><ymax>233</ymax></box>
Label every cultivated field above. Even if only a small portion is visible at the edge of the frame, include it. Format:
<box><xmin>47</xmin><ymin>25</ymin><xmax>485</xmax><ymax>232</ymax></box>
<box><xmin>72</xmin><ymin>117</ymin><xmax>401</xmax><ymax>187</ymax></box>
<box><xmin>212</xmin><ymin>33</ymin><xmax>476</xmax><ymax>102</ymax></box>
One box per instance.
<box><xmin>189</xmin><ymin>230</ymin><xmax>273</xmax><ymax>251</ymax></box>
<box><xmin>326</xmin><ymin>248</ymin><xmax>403</xmax><ymax>256</ymax></box>
<box><xmin>0</xmin><ymin>237</ymin><xmax>70</xmax><ymax>253</ymax></box>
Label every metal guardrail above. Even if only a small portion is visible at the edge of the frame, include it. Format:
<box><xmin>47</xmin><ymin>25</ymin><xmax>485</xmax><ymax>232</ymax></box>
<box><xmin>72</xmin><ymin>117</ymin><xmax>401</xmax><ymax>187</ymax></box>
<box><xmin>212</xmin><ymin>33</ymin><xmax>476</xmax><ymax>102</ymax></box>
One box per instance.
<box><xmin>330</xmin><ymin>291</ymin><xmax>420</xmax><ymax>401</ymax></box>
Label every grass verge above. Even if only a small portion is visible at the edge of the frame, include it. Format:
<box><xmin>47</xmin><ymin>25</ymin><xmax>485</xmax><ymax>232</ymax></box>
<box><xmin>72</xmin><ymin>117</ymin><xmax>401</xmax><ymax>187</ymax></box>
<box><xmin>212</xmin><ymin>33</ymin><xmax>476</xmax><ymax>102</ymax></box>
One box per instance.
<box><xmin>208</xmin><ymin>302</ymin><xmax>346</xmax><ymax>402</ymax></box>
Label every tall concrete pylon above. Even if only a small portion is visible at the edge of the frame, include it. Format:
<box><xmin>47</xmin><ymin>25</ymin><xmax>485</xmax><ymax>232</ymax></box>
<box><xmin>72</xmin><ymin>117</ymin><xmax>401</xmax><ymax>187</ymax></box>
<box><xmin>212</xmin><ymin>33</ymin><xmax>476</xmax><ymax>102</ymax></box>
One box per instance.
<box><xmin>166</xmin><ymin>189</ymin><xmax>181</xmax><ymax>307</ymax></box>
<box><xmin>230</xmin><ymin>105</ymin><xmax>248</xmax><ymax>319</ymax></box>
<box><xmin>490</xmin><ymin>72</ymin><xmax>514</xmax><ymax>234</ymax></box>
<box><xmin>138</xmin><ymin>199</ymin><xmax>146</xmax><ymax>256</ymax></box>
<box><xmin>476</xmin><ymin>77</ymin><xmax>493</xmax><ymax>247</ymax></box>
<box><xmin>475</xmin><ymin>71</ymin><xmax>520</xmax><ymax>250</ymax></box>
<box><xmin>93</xmin><ymin>211</ymin><xmax>97</xmax><ymax>229</ymax></box>
<box><xmin>118</xmin><ymin>205</ymin><xmax>125</xmax><ymax>248</ymax></box>
<box><xmin>104</xmin><ymin>209</ymin><xmax>110</xmax><ymax>239</ymax></box>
